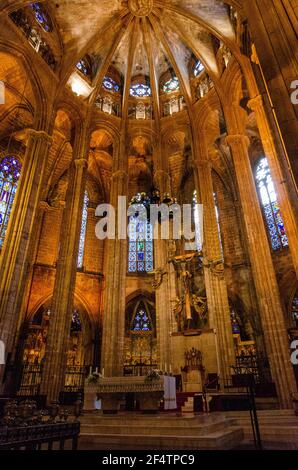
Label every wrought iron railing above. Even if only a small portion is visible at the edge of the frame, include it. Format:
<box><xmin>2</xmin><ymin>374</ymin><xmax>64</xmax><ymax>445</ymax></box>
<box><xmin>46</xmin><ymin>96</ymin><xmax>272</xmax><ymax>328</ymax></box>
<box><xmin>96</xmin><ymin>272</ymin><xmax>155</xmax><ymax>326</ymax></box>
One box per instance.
<box><xmin>18</xmin><ymin>364</ymin><xmax>89</xmax><ymax>396</ymax></box>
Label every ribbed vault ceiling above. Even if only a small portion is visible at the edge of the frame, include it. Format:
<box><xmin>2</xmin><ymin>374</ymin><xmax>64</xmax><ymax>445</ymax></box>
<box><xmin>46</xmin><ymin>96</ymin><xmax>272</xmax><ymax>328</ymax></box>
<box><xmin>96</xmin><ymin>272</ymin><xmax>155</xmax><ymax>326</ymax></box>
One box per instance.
<box><xmin>1</xmin><ymin>0</ymin><xmax>241</xmax><ymax>108</ymax></box>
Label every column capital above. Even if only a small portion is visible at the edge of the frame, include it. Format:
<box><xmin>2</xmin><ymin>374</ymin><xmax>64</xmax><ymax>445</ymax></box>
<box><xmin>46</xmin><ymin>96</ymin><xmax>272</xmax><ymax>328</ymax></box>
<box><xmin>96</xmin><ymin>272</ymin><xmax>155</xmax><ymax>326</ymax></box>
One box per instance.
<box><xmin>225</xmin><ymin>134</ymin><xmax>250</xmax><ymax>148</ymax></box>
<box><xmin>74</xmin><ymin>158</ymin><xmax>88</xmax><ymax>169</ymax></box>
<box><xmin>39</xmin><ymin>201</ymin><xmax>52</xmax><ymax>212</ymax></box>
<box><xmin>27</xmin><ymin>129</ymin><xmax>53</xmax><ymax>146</ymax></box>
<box><xmin>247</xmin><ymin>95</ymin><xmax>263</xmax><ymax>112</ymax></box>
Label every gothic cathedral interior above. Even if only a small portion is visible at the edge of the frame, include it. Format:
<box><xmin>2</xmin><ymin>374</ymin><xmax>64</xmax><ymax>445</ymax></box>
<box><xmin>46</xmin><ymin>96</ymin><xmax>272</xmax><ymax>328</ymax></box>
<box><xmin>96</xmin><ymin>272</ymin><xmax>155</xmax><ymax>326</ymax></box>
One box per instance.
<box><xmin>0</xmin><ymin>0</ymin><xmax>298</xmax><ymax>453</ymax></box>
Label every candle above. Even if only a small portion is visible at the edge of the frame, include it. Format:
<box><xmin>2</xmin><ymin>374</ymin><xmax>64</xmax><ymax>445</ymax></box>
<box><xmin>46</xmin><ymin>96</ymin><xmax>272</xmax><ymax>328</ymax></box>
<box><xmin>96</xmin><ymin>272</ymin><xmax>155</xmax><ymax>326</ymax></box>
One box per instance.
<box><xmin>95</xmin><ymin>367</ymin><xmax>98</xmax><ymax>374</ymax></box>
<box><xmin>102</xmin><ymin>368</ymin><xmax>105</xmax><ymax>377</ymax></box>
<box><xmin>169</xmin><ymin>364</ymin><xmax>172</xmax><ymax>373</ymax></box>
<box><xmin>89</xmin><ymin>366</ymin><xmax>92</xmax><ymax>375</ymax></box>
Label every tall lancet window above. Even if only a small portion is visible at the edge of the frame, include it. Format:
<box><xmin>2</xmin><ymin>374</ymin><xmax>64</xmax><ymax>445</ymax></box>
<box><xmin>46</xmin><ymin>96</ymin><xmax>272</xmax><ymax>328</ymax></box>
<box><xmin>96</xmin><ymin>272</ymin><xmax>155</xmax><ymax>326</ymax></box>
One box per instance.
<box><xmin>213</xmin><ymin>192</ymin><xmax>224</xmax><ymax>258</ymax></box>
<box><xmin>255</xmin><ymin>157</ymin><xmax>288</xmax><ymax>251</ymax></box>
<box><xmin>128</xmin><ymin>196</ymin><xmax>153</xmax><ymax>273</ymax></box>
<box><xmin>77</xmin><ymin>191</ymin><xmax>89</xmax><ymax>269</ymax></box>
<box><xmin>0</xmin><ymin>155</ymin><xmax>22</xmax><ymax>249</ymax></box>
<box><xmin>193</xmin><ymin>190</ymin><xmax>203</xmax><ymax>252</ymax></box>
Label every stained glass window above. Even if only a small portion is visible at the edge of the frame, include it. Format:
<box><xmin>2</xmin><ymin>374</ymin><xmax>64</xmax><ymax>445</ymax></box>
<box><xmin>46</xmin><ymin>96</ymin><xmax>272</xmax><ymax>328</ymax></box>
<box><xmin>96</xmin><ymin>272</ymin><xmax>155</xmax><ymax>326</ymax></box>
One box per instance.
<box><xmin>71</xmin><ymin>309</ymin><xmax>82</xmax><ymax>332</ymax></box>
<box><xmin>77</xmin><ymin>191</ymin><xmax>89</xmax><ymax>269</ymax></box>
<box><xmin>0</xmin><ymin>156</ymin><xmax>22</xmax><ymax>249</ymax></box>
<box><xmin>255</xmin><ymin>157</ymin><xmax>288</xmax><ymax>250</ymax></box>
<box><xmin>132</xmin><ymin>304</ymin><xmax>152</xmax><ymax>331</ymax></box>
<box><xmin>230</xmin><ymin>308</ymin><xmax>241</xmax><ymax>334</ymax></box>
<box><xmin>163</xmin><ymin>76</ymin><xmax>179</xmax><ymax>93</ymax></box>
<box><xmin>128</xmin><ymin>208</ymin><xmax>153</xmax><ymax>273</ymax></box>
<box><xmin>193</xmin><ymin>60</ymin><xmax>204</xmax><ymax>77</ymax></box>
<box><xmin>103</xmin><ymin>76</ymin><xmax>120</xmax><ymax>93</ymax></box>
<box><xmin>130</xmin><ymin>83</ymin><xmax>151</xmax><ymax>97</ymax></box>
<box><xmin>213</xmin><ymin>192</ymin><xmax>223</xmax><ymax>257</ymax></box>
<box><xmin>76</xmin><ymin>59</ymin><xmax>90</xmax><ymax>77</ymax></box>
<box><xmin>30</xmin><ymin>3</ymin><xmax>52</xmax><ymax>32</ymax></box>
<box><xmin>193</xmin><ymin>190</ymin><xmax>202</xmax><ymax>251</ymax></box>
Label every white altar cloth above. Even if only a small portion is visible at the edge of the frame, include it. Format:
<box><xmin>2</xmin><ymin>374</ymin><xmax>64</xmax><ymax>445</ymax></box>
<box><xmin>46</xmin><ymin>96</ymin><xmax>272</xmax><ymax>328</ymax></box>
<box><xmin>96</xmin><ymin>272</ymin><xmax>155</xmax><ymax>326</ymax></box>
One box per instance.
<box><xmin>163</xmin><ymin>376</ymin><xmax>177</xmax><ymax>410</ymax></box>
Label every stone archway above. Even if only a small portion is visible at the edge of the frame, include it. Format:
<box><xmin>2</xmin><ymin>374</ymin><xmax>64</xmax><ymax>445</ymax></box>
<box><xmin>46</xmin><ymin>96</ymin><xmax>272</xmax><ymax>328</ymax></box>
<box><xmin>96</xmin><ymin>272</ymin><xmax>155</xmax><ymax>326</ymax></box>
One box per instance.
<box><xmin>18</xmin><ymin>300</ymin><xmax>92</xmax><ymax>396</ymax></box>
<box><xmin>124</xmin><ymin>294</ymin><xmax>157</xmax><ymax>376</ymax></box>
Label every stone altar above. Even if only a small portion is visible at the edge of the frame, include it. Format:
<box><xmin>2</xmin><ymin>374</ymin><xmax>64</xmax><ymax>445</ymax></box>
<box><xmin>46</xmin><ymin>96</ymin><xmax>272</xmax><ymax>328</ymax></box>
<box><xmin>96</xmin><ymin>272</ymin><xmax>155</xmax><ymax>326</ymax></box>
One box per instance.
<box><xmin>84</xmin><ymin>376</ymin><xmax>165</xmax><ymax>413</ymax></box>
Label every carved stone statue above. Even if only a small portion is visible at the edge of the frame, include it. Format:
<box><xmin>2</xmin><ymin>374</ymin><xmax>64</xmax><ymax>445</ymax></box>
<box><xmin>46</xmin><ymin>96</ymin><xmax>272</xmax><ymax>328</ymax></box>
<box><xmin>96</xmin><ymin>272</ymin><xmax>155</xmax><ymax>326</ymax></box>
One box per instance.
<box><xmin>192</xmin><ymin>294</ymin><xmax>208</xmax><ymax>320</ymax></box>
<box><xmin>169</xmin><ymin>253</ymin><xmax>208</xmax><ymax>331</ymax></box>
<box><xmin>148</xmin><ymin>266</ymin><xmax>167</xmax><ymax>289</ymax></box>
<box><xmin>173</xmin><ymin>296</ymin><xmax>184</xmax><ymax>332</ymax></box>
<box><xmin>170</xmin><ymin>254</ymin><xmax>195</xmax><ymax>327</ymax></box>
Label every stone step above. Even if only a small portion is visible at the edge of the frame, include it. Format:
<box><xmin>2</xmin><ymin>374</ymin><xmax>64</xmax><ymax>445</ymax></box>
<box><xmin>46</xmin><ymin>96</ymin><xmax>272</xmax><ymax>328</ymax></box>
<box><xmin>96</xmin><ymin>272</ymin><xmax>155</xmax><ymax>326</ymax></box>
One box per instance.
<box><xmin>79</xmin><ymin>427</ymin><xmax>244</xmax><ymax>450</ymax></box>
<box><xmin>81</xmin><ymin>419</ymin><xmax>232</xmax><ymax>436</ymax></box>
<box><xmin>228</xmin><ymin>410</ymin><xmax>298</xmax><ymax>449</ymax></box>
<box><xmin>181</xmin><ymin>396</ymin><xmax>194</xmax><ymax>413</ymax></box>
<box><xmin>227</xmin><ymin>409</ymin><xmax>296</xmax><ymax>417</ymax></box>
<box><xmin>181</xmin><ymin>403</ymin><xmax>194</xmax><ymax>410</ymax></box>
<box><xmin>81</xmin><ymin>412</ymin><xmax>224</xmax><ymax>427</ymax></box>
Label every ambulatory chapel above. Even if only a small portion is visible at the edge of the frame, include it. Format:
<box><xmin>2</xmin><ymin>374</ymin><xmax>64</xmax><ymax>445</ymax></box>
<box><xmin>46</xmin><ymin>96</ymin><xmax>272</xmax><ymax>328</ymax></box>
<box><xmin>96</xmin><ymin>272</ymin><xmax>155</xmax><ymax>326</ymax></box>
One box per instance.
<box><xmin>0</xmin><ymin>0</ymin><xmax>298</xmax><ymax>451</ymax></box>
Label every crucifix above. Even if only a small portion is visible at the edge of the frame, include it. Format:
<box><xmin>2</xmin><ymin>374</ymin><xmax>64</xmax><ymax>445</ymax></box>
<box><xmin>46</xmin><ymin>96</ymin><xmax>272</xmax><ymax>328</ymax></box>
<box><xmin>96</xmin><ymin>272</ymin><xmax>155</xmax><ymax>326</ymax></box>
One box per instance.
<box><xmin>170</xmin><ymin>253</ymin><xmax>196</xmax><ymax>329</ymax></box>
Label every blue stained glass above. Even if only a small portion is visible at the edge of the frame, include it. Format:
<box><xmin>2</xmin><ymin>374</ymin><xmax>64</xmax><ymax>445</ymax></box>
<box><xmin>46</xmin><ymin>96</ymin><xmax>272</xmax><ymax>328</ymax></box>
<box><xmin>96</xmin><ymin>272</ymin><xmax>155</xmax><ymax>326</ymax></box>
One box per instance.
<box><xmin>128</xmin><ymin>202</ymin><xmax>154</xmax><ymax>273</ymax></box>
<box><xmin>130</xmin><ymin>83</ymin><xmax>151</xmax><ymax>97</ymax></box>
<box><xmin>256</xmin><ymin>157</ymin><xmax>288</xmax><ymax>250</ymax></box>
<box><xmin>77</xmin><ymin>59</ymin><xmax>89</xmax><ymax>76</ymax></box>
<box><xmin>138</xmin><ymin>262</ymin><xmax>145</xmax><ymax>271</ymax></box>
<box><xmin>128</xmin><ymin>261</ymin><xmax>137</xmax><ymax>272</ymax></box>
<box><xmin>103</xmin><ymin>76</ymin><xmax>120</xmax><ymax>93</ymax></box>
<box><xmin>30</xmin><ymin>3</ymin><xmax>51</xmax><ymax>32</ymax></box>
<box><xmin>77</xmin><ymin>191</ymin><xmax>89</xmax><ymax>268</ymax></box>
<box><xmin>0</xmin><ymin>156</ymin><xmax>22</xmax><ymax>248</ymax></box>
<box><xmin>132</xmin><ymin>307</ymin><xmax>152</xmax><ymax>331</ymax></box>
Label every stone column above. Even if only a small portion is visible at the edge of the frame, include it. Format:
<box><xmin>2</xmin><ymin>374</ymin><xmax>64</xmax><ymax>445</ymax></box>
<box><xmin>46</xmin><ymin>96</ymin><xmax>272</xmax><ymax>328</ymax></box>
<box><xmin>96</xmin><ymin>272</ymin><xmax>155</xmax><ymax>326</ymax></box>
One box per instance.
<box><xmin>242</xmin><ymin>0</ymin><xmax>298</xmax><ymax>184</ymax></box>
<box><xmin>153</xmin><ymin>169</ymin><xmax>173</xmax><ymax>372</ymax></box>
<box><xmin>226</xmin><ymin>134</ymin><xmax>297</xmax><ymax>408</ymax></box>
<box><xmin>248</xmin><ymin>95</ymin><xmax>298</xmax><ymax>278</ymax></box>
<box><xmin>194</xmin><ymin>153</ymin><xmax>235</xmax><ymax>383</ymax></box>
<box><xmin>101</xmin><ymin>138</ymin><xmax>128</xmax><ymax>377</ymax></box>
<box><xmin>0</xmin><ymin>129</ymin><xmax>52</xmax><ymax>388</ymax></box>
<box><xmin>40</xmin><ymin>154</ymin><xmax>89</xmax><ymax>403</ymax></box>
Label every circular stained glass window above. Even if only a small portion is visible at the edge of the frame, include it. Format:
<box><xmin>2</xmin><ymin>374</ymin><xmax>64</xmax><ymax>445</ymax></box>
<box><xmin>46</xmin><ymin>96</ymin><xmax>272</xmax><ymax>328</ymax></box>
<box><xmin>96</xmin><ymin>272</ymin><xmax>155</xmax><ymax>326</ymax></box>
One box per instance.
<box><xmin>130</xmin><ymin>83</ymin><xmax>151</xmax><ymax>97</ymax></box>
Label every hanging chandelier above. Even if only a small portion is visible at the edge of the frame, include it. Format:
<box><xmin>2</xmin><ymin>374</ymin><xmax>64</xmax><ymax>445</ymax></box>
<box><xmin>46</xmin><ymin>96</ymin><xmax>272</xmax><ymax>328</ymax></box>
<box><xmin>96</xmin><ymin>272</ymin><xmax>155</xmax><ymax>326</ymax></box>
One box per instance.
<box><xmin>129</xmin><ymin>189</ymin><xmax>178</xmax><ymax>221</ymax></box>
